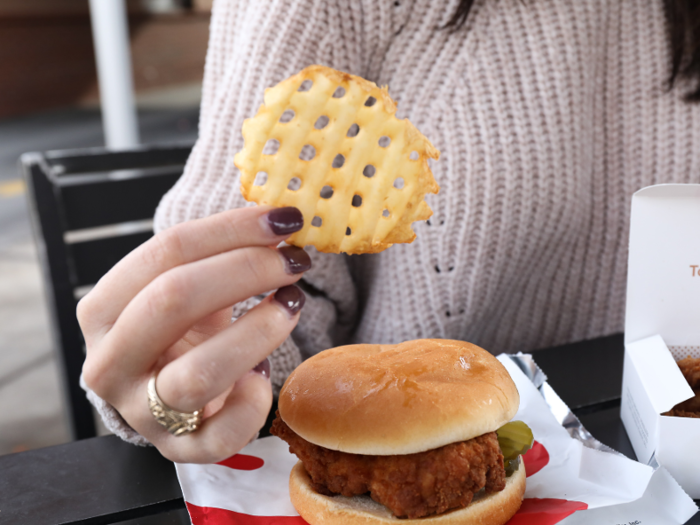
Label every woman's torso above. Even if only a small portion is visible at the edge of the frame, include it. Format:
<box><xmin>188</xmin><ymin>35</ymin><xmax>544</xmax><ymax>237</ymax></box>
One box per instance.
<box><xmin>347</xmin><ymin>0</ymin><xmax>700</xmax><ymax>352</ymax></box>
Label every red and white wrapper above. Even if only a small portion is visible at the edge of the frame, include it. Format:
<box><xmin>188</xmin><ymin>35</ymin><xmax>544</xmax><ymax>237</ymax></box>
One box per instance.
<box><xmin>176</xmin><ymin>354</ymin><xmax>698</xmax><ymax>524</ymax></box>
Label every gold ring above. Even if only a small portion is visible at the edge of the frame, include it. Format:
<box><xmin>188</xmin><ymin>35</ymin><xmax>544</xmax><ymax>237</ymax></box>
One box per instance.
<box><xmin>147</xmin><ymin>371</ymin><xmax>204</xmax><ymax>436</ymax></box>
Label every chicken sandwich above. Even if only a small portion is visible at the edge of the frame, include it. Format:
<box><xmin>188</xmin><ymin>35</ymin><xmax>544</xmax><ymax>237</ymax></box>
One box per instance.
<box><xmin>271</xmin><ymin>339</ymin><xmax>532</xmax><ymax>524</ymax></box>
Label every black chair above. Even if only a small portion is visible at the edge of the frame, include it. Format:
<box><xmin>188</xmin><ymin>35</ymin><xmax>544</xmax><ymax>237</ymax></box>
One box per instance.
<box><xmin>21</xmin><ymin>144</ymin><xmax>192</xmax><ymax>440</ymax></box>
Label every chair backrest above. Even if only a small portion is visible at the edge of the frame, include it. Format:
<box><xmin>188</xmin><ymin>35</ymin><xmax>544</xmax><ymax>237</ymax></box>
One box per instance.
<box><xmin>21</xmin><ymin>144</ymin><xmax>192</xmax><ymax>440</ymax></box>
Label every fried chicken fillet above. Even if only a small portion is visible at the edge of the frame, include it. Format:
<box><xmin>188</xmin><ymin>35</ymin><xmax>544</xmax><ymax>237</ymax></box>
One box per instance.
<box><xmin>678</xmin><ymin>356</ymin><xmax>700</xmax><ymax>389</ymax></box>
<box><xmin>271</xmin><ymin>413</ymin><xmax>506</xmax><ymax>519</ymax></box>
<box><xmin>664</xmin><ymin>356</ymin><xmax>700</xmax><ymax>418</ymax></box>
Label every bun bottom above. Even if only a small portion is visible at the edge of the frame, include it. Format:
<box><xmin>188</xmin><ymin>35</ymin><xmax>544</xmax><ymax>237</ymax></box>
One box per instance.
<box><xmin>289</xmin><ymin>459</ymin><xmax>526</xmax><ymax>525</ymax></box>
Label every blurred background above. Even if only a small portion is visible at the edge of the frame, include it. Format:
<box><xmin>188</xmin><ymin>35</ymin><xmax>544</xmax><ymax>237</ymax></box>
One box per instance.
<box><xmin>0</xmin><ymin>0</ymin><xmax>211</xmax><ymax>455</ymax></box>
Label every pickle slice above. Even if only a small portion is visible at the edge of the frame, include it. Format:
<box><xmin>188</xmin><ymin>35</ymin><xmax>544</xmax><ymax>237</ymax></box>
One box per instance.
<box><xmin>497</xmin><ymin>421</ymin><xmax>533</xmax><ymax>476</ymax></box>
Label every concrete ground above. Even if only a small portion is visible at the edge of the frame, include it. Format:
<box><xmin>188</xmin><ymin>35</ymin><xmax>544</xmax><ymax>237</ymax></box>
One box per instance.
<box><xmin>0</xmin><ymin>85</ymin><xmax>200</xmax><ymax>455</ymax></box>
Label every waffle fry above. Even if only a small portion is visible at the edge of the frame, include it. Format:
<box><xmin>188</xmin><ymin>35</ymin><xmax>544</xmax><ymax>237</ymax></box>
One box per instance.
<box><xmin>234</xmin><ymin>65</ymin><xmax>440</xmax><ymax>254</ymax></box>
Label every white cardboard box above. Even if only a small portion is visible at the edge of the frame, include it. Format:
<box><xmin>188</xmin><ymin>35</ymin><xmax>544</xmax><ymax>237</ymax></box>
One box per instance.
<box><xmin>621</xmin><ymin>184</ymin><xmax>700</xmax><ymax>498</ymax></box>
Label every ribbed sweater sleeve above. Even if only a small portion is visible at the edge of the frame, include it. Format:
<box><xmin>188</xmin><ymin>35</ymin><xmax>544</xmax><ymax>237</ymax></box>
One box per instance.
<box><xmin>154</xmin><ymin>0</ymin><xmax>365</xmax><ymax>391</ymax></box>
<box><xmin>156</xmin><ymin>0</ymin><xmax>367</xmax><ymax>228</ymax></box>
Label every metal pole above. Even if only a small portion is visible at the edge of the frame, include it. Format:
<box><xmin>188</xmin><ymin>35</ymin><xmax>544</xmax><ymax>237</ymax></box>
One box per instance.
<box><xmin>88</xmin><ymin>0</ymin><xmax>140</xmax><ymax>149</ymax></box>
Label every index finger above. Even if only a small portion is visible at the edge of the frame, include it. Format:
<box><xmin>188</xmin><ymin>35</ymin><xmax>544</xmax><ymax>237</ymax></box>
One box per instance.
<box><xmin>77</xmin><ymin>206</ymin><xmax>303</xmax><ymax>336</ymax></box>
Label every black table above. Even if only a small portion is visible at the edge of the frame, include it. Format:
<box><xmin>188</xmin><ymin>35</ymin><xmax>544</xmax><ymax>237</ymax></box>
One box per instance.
<box><xmin>1</xmin><ymin>334</ymin><xmax>698</xmax><ymax>524</ymax></box>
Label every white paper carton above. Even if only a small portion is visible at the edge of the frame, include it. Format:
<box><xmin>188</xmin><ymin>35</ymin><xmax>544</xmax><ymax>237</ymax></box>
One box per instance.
<box><xmin>622</xmin><ymin>183</ymin><xmax>700</xmax><ymax>498</ymax></box>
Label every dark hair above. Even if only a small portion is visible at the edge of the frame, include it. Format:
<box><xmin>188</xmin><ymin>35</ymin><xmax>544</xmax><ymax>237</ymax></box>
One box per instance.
<box><xmin>665</xmin><ymin>0</ymin><xmax>700</xmax><ymax>101</ymax></box>
<box><xmin>445</xmin><ymin>0</ymin><xmax>700</xmax><ymax>102</ymax></box>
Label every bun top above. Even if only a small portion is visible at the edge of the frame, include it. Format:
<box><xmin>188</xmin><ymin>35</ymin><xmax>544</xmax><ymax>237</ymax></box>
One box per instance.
<box><xmin>278</xmin><ymin>339</ymin><xmax>520</xmax><ymax>455</ymax></box>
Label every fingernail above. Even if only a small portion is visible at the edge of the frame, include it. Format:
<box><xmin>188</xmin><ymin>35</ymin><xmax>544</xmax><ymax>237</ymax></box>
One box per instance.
<box><xmin>266</xmin><ymin>207</ymin><xmax>304</xmax><ymax>236</ymax></box>
<box><xmin>273</xmin><ymin>285</ymin><xmax>306</xmax><ymax>317</ymax></box>
<box><xmin>252</xmin><ymin>358</ymin><xmax>270</xmax><ymax>379</ymax></box>
<box><xmin>279</xmin><ymin>246</ymin><xmax>312</xmax><ymax>274</ymax></box>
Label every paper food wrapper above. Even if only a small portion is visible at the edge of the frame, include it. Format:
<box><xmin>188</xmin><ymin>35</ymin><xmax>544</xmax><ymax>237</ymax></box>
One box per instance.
<box><xmin>176</xmin><ymin>354</ymin><xmax>698</xmax><ymax>525</ymax></box>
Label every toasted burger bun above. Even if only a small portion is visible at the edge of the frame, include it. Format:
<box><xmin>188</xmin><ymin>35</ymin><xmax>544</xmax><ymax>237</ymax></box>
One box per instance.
<box><xmin>289</xmin><ymin>459</ymin><xmax>526</xmax><ymax>525</ymax></box>
<box><xmin>278</xmin><ymin>339</ymin><xmax>520</xmax><ymax>455</ymax></box>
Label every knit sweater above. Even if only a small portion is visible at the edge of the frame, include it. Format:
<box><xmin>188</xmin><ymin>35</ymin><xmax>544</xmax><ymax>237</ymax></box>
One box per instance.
<box><xmin>90</xmin><ymin>0</ymin><xmax>700</xmax><ymax>440</ymax></box>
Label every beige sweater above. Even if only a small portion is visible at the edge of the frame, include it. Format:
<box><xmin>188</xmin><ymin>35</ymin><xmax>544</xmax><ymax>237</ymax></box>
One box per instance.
<box><xmin>90</xmin><ymin>0</ymin><xmax>700</xmax><ymax>440</ymax></box>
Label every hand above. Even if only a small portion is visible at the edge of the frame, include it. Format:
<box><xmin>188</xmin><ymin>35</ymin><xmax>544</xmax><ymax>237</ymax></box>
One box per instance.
<box><xmin>79</xmin><ymin>206</ymin><xmax>309</xmax><ymax>463</ymax></box>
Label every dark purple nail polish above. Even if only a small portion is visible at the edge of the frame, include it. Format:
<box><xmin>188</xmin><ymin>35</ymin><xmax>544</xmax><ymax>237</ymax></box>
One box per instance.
<box><xmin>266</xmin><ymin>207</ymin><xmax>304</xmax><ymax>236</ymax></box>
<box><xmin>273</xmin><ymin>285</ymin><xmax>306</xmax><ymax>317</ymax></box>
<box><xmin>279</xmin><ymin>246</ymin><xmax>312</xmax><ymax>274</ymax></box>
<box><xmin>252</xmin><ymin>358</ymin><xmax>270</xmax><ymax>379</ymax></box>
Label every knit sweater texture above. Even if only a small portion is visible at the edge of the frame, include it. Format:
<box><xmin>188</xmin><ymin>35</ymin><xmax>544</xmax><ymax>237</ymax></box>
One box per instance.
<box><xmin>89</xmin><ymin>0</ymin><xmax>700</xmax><ymax>440</ymax></box>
